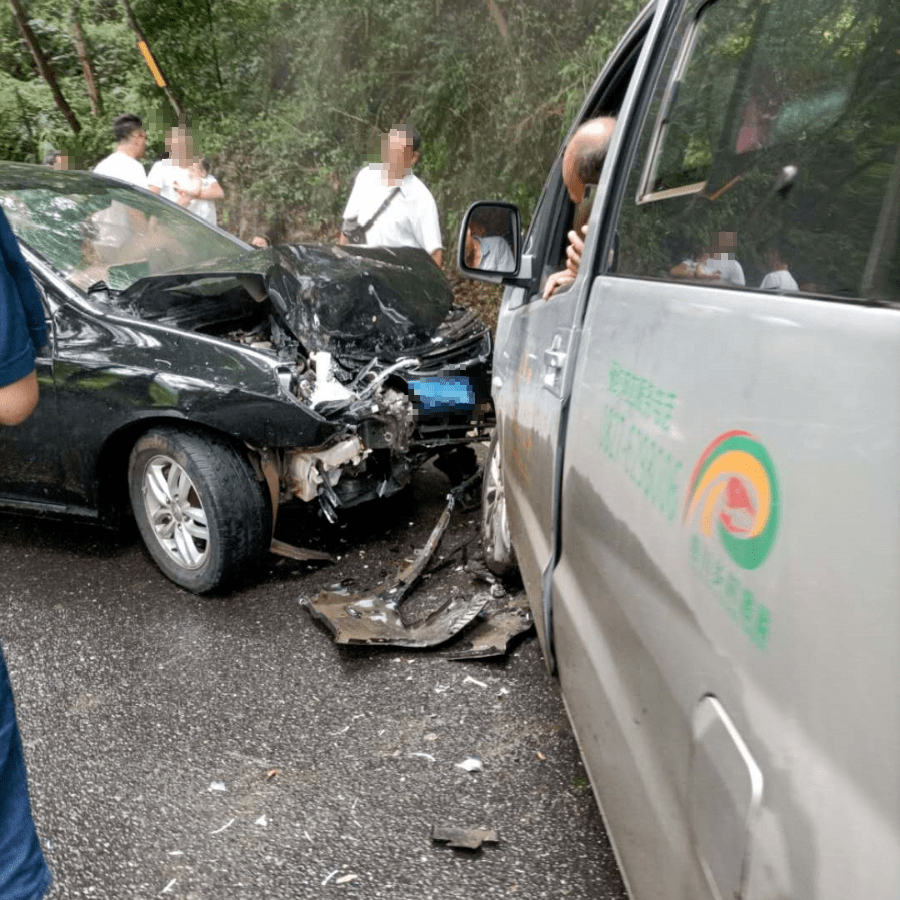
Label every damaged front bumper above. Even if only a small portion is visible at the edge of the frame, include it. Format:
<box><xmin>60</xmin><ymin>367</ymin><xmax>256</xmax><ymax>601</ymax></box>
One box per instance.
<box><xmin>254</xmin><ymin>339</ymin><xmax>492</xmax><ymax>522</ymax></box>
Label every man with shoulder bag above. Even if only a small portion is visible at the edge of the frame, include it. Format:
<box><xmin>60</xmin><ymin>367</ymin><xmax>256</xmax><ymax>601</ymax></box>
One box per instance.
<box><xmin>339</xmin><ymin>125</ymin><xmax>444</xmax><ymax>267</ymax></box>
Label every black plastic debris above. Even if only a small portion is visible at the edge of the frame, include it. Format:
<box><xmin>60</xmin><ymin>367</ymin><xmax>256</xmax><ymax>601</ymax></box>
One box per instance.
<box><xmin>440</xmin><ymin>594</ymin><xmax>534</xmax><ymax>660</ymax></box>
<box><xmin>303</xmin><ymin>474</ymin><xmax>488</xmax><ymax>648</ymax></box>
<box><xmin>431</xmin><ymin>825</ymin><xmax>499</xmax><ymax>852</ymax></box>
<box><xmin>303</xmin><ymin>468</ymin><xmax>536</xmax><ymax>653</ymax></box>
<box><xmin>305</xmin><ymin>584</ymin><xmax>488</xmax><ymax>649</ymax></box>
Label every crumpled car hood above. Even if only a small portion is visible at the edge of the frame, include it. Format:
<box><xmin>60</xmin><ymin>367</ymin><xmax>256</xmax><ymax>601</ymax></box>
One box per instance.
<box><xmin>119</xmin><ymin>243</ymin><xmax>453</xmax><ymax>359</ymax></box>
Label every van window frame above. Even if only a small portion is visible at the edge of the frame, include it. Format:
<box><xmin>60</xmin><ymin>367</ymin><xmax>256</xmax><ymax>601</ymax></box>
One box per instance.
<box><xmin>601</xmin><ymin>0</ymin><xmax>900</xmax><ymax>307</ymax></box>
<box><xmin>636</xmin><ymin>0</ymin><xmax>711</xmax><ymax>204</ymax></box>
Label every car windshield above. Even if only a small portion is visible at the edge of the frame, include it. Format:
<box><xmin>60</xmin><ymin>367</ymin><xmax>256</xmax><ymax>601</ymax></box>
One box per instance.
<box><xmin>0</xmin><ymin>171</ymin><xmax>246</xmax><ymax>293</ymax></box>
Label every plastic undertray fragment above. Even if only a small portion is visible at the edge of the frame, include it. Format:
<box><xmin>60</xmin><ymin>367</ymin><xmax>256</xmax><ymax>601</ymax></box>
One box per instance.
<box><xmin>302</xmin><ymin>470</ymin><xmax>532</xmax><ymax>654</ymax></box>
<box><xmin>304</xmin><ymin>586</ymin><xmax>489</xmax><ymax>648</ymax></box>
<box><xmin>303</xmin><ymin>474</ymin><xmax>490</xmax><ymax>649</ymax></box>
<box><xmin>439</xmin><ymin>598</ymin><xmax>534</xmax><ymax>659</ymax></box>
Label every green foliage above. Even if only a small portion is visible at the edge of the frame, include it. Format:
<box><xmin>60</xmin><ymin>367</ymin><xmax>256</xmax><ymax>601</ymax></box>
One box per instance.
<box><xmin>0</xmin><ymin>0</ymin><xmax>642</xmax><ymax>242</ymax></box>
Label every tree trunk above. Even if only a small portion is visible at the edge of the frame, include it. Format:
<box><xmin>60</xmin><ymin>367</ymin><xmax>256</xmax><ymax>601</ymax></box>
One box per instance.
<box><xmin>8</xmin><ymin>0</ymin><xmax>81</xmax><ymax>134</ymax></box>
<box><xmin>484</xmin><ymin>0</ymin><xmax>508</xmax><ymax>41</ymax></box>
<box><xmin>121</xmin><ymin>0</ymin><xmax>184</xmax><ymax>120</ymax></box>
<box><xmin>71</xmin><ymin>1</ymin><xmax>102</xmax><ymax>117</ymax></box>
<box><xmin>202</xmin><ymin>0</ymin><xmax>224</xmax><ymax>90</ymax></box>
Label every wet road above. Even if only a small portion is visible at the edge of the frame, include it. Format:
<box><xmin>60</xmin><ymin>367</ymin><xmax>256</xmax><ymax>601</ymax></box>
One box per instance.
<box><xmin>0</xmin><ymin>463</ymin><xmax>627</xmax><ymax>900</ymax></box>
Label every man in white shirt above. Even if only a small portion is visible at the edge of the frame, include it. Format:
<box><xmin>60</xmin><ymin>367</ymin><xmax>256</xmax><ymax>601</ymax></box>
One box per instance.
<box><xmin>147</xmin><ymin>127</ymin><xmax>224</xmax><ymax>215</ymax></box>
<box><xmin>93</xmin><ymin>113</ymin><xmax>148</xmax><ymax>189</ymax></box>
<box><xmin>340</xmin><ymin>125</ymin><xmax>443</xmax><ymax>266</ymax></box>
<box><xmin>759</xmin><ymin>244</ymin><xmax>799</xmax><ymax>291</ymax></box>
<box><xmin>464</xmin><ymin>209</ymin><xmax>515</xmax><ymax>272</ymax></box>
<box><xmin>91</xmin><ymin>113</ymin><xmax>149</xmax><ymax>266</ymax></box>
<box><xmin>703</xmin><ymin>230</ymin><xmax>746</xmax><ymax>286</ymax></box>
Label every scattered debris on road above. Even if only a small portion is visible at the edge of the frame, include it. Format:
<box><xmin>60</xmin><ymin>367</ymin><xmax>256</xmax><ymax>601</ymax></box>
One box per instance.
<box><xmin>455</xmin><ymin>756</ymin><xmax>483</xmax><ymax>773</ymax></box>
<box><xmin>431</xmin><ymin>825</ymin><xmax>499</xmax><ymax>851</ymax></box>
<box><xmin>302</xmin><ymin>472</ymin><xmax>534</xmax><ymax>654</ymax></box>
<box><xmin>209</xmin><ymin>818</ymin><xmax>235</xmax><ymax>835</ymax></box>
<box><xmin>409</xmin><ymin>752</ymin><xmax>437</xmax><ymax>762</ymax></box>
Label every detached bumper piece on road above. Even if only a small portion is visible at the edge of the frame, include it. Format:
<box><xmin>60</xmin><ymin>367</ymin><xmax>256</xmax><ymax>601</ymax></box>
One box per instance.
<box><xmin>431</xmin><ymin>825</ymin><xmax>500</xmax><ymax>852</ymax></box>
<box><xmin>302</xmin><ymin>474</ymin><xmax>533</xmax><ymax>655</ymax></box>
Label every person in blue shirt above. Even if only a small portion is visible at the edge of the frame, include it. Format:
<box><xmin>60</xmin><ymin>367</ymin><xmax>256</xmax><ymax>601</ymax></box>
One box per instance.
<box><xmin>0</xmin><ymin>205</ymin><xmax>53</xmax><ymax>900</ymax></box>
<box><xmin>0</xmin><ymin>207</ymin><xmax>47</xmax><ymax>425</ymax></box>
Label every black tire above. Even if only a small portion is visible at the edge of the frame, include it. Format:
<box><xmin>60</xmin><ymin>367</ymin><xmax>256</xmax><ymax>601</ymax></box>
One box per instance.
<box><xmin>128</xmin><ymin>428</ymin><xmax>271</xmax><ymax>593</ymax></box>
<box><xmin>481</xmin><ymin>428</ymin><xmax>518</xmax><ymax>579</ymax></box>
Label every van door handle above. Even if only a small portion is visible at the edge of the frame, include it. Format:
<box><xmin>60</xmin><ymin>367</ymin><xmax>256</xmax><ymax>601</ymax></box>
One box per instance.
<box><xmin>544</xmin><ymin>349</ymin><xmax>565</xmax><ymax>369</ymax></box>
<box><xmin>542</xmin><ymin>332</ymin><xmax>567</xmax><ymax>391</ymax></box>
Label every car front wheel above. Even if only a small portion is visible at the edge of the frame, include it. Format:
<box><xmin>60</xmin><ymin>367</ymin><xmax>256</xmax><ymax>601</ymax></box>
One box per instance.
<box><xmin>481</xmin><ymin>429</ymin><xmax>517</xmax><ymax>579</ymax></box>
<box><xmin>128</xmin><ymin>428</ymin><xmax>271</xmax><ymax>593</ymax></box>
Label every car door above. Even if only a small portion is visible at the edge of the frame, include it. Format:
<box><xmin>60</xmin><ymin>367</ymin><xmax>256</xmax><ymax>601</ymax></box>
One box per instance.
<box><xmin>0</xmin><ymin>264</ymin><xmax>66</xmax><ymax>508</ymax></box>
<box><xmin>493</xmin><ymin>0</ymin><xmax>675</xmax><ymax>658</ymax></box>
<box><xmin>553</xmin><ymin>0</ymin><xmax>900</xmax><ymax>898</ymax></box>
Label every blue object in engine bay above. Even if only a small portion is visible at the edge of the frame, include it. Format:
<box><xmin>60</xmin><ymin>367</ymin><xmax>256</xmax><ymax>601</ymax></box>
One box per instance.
<box><xmin>407</xmin><ymin>375</ymin><xmax>476</xmax><ymax>413</ymax></box>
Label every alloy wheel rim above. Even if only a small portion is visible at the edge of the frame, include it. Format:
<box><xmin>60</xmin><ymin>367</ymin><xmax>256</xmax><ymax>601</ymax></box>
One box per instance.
<box><xmin>142</xmin><ymin>455</ymin><xmax>210</xmax><ymax>569</ymax></box>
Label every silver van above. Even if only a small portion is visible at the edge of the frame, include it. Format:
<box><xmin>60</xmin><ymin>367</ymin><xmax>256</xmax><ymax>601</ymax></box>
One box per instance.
<box><xmin>458</xmin><ymin>0</ymin><xmax>900</xmax><ymax>898</ymax></box>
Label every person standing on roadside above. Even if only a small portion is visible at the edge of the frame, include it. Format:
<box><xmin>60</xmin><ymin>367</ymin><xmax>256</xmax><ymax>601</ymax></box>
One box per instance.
<box><xmin>759</xmin><ymin>243</ymin><xmax>798</xmax><ymax>291</ymax></box>
<box><xmin>0</xmin><ymin>206</ymin><xmax>53</xmax><ymax>900</ymax></box>
<box><xmin>339</xmin><ymin>125</ymin><xmax>444</xmax><ymax>267</ymax></box>
<box><xmin>93</xmin><ymin>113</ymin><xmax>148</xmax><ymax>189</ymax></box>
<box><xmin>186</xmin><ymin>158</ymin><xmax>223</xmax><ymax>226</ymax></box>
<box><xmin>148</xmin><ymin>126</ymin><xmax>224</xmax><ymax>212</ymax></box>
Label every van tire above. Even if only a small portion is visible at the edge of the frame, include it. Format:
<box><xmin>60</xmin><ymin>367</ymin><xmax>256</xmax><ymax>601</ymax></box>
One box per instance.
<box><xmin>481</xmin><ymin>429</ymin><xmax>518</xmax><ymax>579</ymax></box>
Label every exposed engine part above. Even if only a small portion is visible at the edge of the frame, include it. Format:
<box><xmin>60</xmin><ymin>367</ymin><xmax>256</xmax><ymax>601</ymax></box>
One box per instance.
<box><xmin>285</xmin><ymin>436</ymin><xmax>370</xmax><ymax>502</ymax></box>
<box><xmin>363</xmin><ymin>387</ymin><xmax>415</xmax><ymax>453</ymax></box>
<box><xmin>357</xmin><ymin>357</ymin><xmax>419</xmax><ymax>400</ymax></box>
<box><xmin>226</xmin><ymin>325</ymin><xmax>268</xmax><ymax>346</ymax></box>
<box><xmin>310</xmin><ymin>351</ymin><xmax>353</xmax><ymax>407</ymax></box>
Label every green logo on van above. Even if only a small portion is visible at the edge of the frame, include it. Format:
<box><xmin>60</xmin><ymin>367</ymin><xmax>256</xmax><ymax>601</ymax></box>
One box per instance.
<box><xmin>683</xmin><ymin>431</ymin><xmax>780</xmax><ymax>570</ymax></box>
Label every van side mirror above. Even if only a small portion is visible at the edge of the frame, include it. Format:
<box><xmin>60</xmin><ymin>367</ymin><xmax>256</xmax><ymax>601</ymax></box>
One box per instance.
<box><xmin>457</xmin><ymin>201</ymin><xmax>521</xmax><ymax>282</ymax></box>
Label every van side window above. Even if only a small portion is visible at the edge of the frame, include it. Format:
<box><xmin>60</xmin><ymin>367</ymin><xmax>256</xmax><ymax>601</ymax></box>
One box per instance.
<box><xmin>615</xmin><ymin>0</ymin><xmax>900</xmax><ymax>303</ymax></box>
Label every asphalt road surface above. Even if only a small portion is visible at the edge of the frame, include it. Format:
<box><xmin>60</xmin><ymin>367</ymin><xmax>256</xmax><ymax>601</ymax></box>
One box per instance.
<box><xmin>0</xmin><ymin>461</ymin><xmax>628</xmax><ymax>900</ymax></box>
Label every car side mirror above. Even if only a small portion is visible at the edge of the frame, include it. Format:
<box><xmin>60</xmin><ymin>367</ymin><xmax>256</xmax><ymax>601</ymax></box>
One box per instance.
<box><xmin>457</xmin><ymin>201</ymin><xmax>521</xmax><ymax>282</ymax></box>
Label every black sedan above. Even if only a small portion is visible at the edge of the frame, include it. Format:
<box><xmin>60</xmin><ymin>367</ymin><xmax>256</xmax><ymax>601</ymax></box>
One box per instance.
<box><xmin>0</xmin><ymin>164</ymin><xmax>493</xmax><ymax>592</ymax></box>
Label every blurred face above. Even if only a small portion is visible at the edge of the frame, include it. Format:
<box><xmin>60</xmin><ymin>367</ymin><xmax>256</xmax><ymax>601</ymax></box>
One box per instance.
<box><xmin>168</xmin><ymin>128</ymin><xmax>193</xmax><ymax>164</ymax></box>
<box><xmin>126</xmin><ymin>128</ymin><xmax>147</xmax><ymax>158</ymax></box>
<box><xmin>382</xmin><ymin>129</ymin><xmax>417</xmax><ymax>175</ymax></box>
<box><xmin>712</xmin><ymin>231</ymin><xmax>737</xmax><ymax>254</ymax></box>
